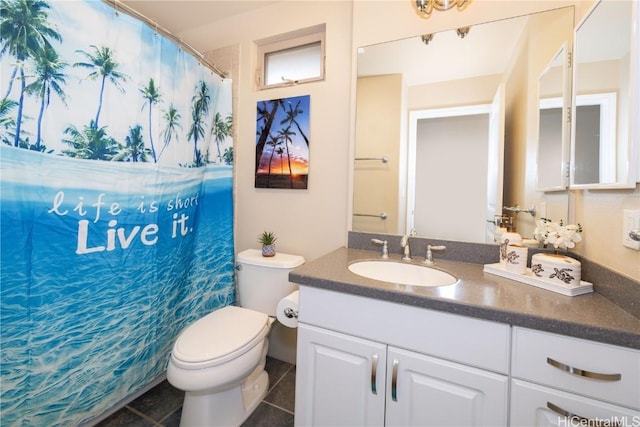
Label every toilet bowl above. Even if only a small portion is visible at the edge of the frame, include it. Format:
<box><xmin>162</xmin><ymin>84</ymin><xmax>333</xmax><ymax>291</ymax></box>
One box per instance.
<box><xmin>167</xmin><ymin>249</ymin><xmax>304</xmax><ymax>427</ymax></box>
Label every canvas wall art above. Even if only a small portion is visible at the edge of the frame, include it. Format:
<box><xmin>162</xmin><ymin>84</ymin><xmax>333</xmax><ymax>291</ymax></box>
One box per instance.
<box><xmin>255</xmin><ymin>95</ymin><xmax>310</xmax><ymax>189</ymax></box>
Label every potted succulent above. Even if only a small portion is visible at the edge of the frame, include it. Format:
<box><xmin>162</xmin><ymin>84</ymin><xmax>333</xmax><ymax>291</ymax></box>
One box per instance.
<box><xmin>258</xmin><ymin>231</ymin><xmax>278</xmax><ymax>257</ymax></box>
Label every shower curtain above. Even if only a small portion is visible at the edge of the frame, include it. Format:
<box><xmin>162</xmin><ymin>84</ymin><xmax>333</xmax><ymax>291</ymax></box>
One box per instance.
<box><xmin>0</xmin><ymin>1</ymin><xmax>235</xmax><ymax>425</ymax></box>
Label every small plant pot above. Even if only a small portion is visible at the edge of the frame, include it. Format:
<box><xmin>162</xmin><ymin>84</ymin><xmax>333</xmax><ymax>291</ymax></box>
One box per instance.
<box><xmin>262</xmin><ymin>244</ymin><xmax>276</xmax><ymax>257</ymax></box>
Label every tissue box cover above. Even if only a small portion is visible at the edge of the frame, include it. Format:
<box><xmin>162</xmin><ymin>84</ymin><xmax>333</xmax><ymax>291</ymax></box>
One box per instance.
<box><xmin>531</xmin><ymin>253</ymin><xmax>581</xmax><ymax>286</ymax></box>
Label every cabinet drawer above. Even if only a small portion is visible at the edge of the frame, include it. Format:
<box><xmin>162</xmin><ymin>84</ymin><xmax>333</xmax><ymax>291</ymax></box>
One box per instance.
<box><xmin>299</xmin><ymin>286</ymin><xmax>510</xmax><ymax>374</ymax></box>
<box><xmin>512</xmin><ymin>327</ymin><xmax>640</xmax><ymax>410</ymax></box>
<box><xmin>511</xmin><ymin>379</ymin><xmax>640</xmax><ymax>426</ymax></box>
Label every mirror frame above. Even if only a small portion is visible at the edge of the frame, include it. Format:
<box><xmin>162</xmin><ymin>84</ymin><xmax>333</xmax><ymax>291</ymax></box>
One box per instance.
<box><xmin>569</xmin><ymin>0</ymin><xmax>639</xmax><ymax>189</ymax></box>
<box><xmin>536</xmin><ymin>42</ymin><xmax>572</xmax><ymax>192</ymax></box>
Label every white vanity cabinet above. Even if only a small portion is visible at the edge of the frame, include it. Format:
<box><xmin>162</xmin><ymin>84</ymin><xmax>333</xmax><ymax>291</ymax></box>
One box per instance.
<box><xmin>294</xmin><ymin>286</ymin><xmax>510</xmax><ymax>426</ymax></box>
<box><xmin>295</xmin><ymin>324</ymin><xmax>386</xmax><ymax>426</ymax></box>
<box><xmin>385</xmin><ymin>346</ymin><xmax>508</xmax><ymax>426</ymax></box>
<box><xmin>510</xmin><ymin>327</ymin><xmax>640</xmax><ymax>425</ymax></box>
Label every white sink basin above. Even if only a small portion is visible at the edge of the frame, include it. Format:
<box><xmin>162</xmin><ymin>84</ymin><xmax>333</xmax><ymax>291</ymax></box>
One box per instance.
<box><xmin>348</xmin><ymin>260</ymin><xmax>458</xmax><ymax>287</ymax></box>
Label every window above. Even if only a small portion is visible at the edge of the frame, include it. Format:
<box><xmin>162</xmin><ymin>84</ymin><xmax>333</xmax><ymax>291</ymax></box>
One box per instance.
<box><xmin>256</xmin><ymin>25</ymin><xmax>325</xmax><ymax>89</ymax></box>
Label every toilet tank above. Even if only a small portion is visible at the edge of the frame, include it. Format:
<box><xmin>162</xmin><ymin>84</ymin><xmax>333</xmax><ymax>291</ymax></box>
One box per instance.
<box><xmin>236</xmin><ymin>249</ymin><xmax>305</xmax><ymax>316</ymax></box>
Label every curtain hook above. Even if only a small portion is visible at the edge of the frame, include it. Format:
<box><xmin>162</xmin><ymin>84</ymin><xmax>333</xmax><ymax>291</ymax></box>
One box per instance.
<box><xmin>113</xmin><ymin>0</ymin><xmax>119</xmax><ymax>17</ymax></box>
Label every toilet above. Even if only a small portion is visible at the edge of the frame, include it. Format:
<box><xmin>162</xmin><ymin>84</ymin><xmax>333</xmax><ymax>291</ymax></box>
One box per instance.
<box><xmin>166</xmin><ymin>249</ymin><xmax>305</xmax><ymax>427</ymax></box>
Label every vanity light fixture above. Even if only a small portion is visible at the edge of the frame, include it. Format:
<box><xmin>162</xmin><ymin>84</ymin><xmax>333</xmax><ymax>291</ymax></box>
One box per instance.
<box><xmin>421</xmin><ymin>34</ymin><xmax>434</xmax><ymax>45</ymax></box>
<box><xmin>456</xmin><ymin>26</ymin><xmax>470</xmax><ymax>38</ymax></box>
<box><xmin>421</xmin><ymin>27</ymin><xmax>468</xmax><ymax>46</ymax></box>
<box><xmin>415</xmin><ymin>0</ymin><xmax>471</xmax><ymax>18</ymax></box>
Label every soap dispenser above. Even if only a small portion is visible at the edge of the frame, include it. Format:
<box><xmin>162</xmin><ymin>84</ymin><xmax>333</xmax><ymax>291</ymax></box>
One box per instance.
<box><xmin>499</xmin><ymin>217</ymin><xmax>522</xmax><ymax>265</ymax></box>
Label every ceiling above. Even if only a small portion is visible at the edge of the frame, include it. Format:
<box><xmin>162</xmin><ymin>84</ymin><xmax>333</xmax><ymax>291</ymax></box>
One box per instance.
<box><xmin>120</xmin><ymin>1</ymin><xmax>278</xmax><ymax>34</ymax></box>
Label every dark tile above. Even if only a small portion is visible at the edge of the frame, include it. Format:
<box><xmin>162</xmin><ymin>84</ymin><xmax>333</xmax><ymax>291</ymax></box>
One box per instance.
<box><xmin>128</xmin><ymin>380</ymin><xmax>184</xmax><ymax>423</ymax></box>
<box><xmin>241</xmin><ymin>402</ymin><xmax>294</xmax><ymax>427</ymax></box>
<box><xmin>265</xmin><ymin>357</ymin><xmax>293</xmax><ymax>387</ymax></box>
<box><xmin>94</xmin><ymin>407</ymin><xmax>156</xmax><ymax>427</ymax></box>
<box><xmin>101</xmin><ymin>359</ymin><xmax>295</xmax><ymax>427</ymax></box>
<box><xmin>264</xmin><ymin>367</ymin><xmax>295</xmax><ymax>413</ymax></box>
<box><xmin>160</xmin><ymin>406</ymin><xmax>182</xmax><ymax>427</ymax></box>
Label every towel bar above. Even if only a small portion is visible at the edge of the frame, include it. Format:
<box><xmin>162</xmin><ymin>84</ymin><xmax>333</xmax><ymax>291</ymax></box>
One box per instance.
<box><xmin>354</xmin><ymin>212</ymin><xmax>388</xmax><ymax>220</ymax></box>
<box><xmin>355</xmin><ymin>156</ymin><xmax>388</xmax><ymax>164</ymax></box>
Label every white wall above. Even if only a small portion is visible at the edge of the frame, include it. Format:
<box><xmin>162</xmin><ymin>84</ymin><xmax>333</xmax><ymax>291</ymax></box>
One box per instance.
<box><xmin>174</xmin><ymin>0</ymin><xmax>637</xmax><ymax>281</ymax></box>
<box><xmin>180</xmin><ymin>2</ymin><xmax>353</xmax><ymax>264</ymax></box>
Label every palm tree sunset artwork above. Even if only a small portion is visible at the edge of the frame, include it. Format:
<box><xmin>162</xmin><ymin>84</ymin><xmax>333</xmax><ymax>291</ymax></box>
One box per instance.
<box><xmin>256</xmin><ymin>95</ymin><xmax>310</xmax><ymax>189</ymax></box>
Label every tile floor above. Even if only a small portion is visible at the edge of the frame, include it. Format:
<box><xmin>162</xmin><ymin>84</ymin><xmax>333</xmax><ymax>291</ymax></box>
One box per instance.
<box><xmin>94</xmin><ymin>357</ymin><xmax>295</xmax><ymax>427</ymax></box>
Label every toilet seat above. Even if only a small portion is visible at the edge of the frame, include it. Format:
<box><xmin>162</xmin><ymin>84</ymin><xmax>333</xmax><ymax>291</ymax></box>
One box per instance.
<box><xmin>171</xmin><ymin>306</ymin><xmax>269</xmax><ymax>370</ymax></box>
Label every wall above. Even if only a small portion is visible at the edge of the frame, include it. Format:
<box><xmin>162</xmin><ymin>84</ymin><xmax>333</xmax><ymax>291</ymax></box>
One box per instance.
<box><xmin>177</xmin><ymin>1</ymin><xmax>637</xmax><ymax>280</ymax></box>
<box><xmin>354</xmin><ymin>74</ymin><xmax>404</xmax><ymax>235</ymax></box>
<box><xmin>409</xmin><ymin>74</ymin><xmax>502</xmax><ymax>110</ymax></box>
<box><xmin>180</xmin><ymin>1</ymin><xmax>353</xmax><ymax>264</ymax></box>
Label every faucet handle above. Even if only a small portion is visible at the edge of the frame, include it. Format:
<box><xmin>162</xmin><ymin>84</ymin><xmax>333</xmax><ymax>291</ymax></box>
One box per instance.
<box><xmin>424</xmin><ymin>245</ymin><xmax>446</xmax><ymax>264</ymax></box>
<box><xmin>371</xmin><ymin>239</ymin><xmax>389</xmax><ymax>259</ymax></box>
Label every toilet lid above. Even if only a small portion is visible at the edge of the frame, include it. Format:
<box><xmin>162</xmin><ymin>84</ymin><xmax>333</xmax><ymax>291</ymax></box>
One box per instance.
<box><xmin>172</xmin><ymin>306</ymin><xmax>269</xmax><ymax>369</ymax></box>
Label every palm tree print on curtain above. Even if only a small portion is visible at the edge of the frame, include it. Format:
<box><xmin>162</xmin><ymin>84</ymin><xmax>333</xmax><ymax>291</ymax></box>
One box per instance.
<box><xmin>0</xmin><ymin>1</ymin><xmax>235</xmax><ymax>426</ymax></box>
<box><xmin>255</xmin><ymin>95</ymin><xmax>310</xmax><ymax>189</ymax></box>
<box><xmin>0</xmin><ymin>1</ymin><xmax>233</xmax><ymax>165</ymax></box>
<box><xmin>0</xmin><ymin>0</ymin><xmax>62</xmax><ymax>149</ymax></box>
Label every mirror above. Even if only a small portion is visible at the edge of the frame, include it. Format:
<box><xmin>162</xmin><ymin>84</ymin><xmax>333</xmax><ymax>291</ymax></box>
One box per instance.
<box><xmin>353</xmin><ymin>7</ymin><xmax>574</xmax><ymax>243</ymax></box>
<box><xmin>571</xmin><ymin>0</ymin><xmax>638</xmax><ymax>189</ymax></box>
<box><xmin>536</xmin><ymin>44</ymin><xmax>570</xmax><ymax>191</ymax></box>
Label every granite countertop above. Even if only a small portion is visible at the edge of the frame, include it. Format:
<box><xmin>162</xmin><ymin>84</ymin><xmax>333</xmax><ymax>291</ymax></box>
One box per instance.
<box><xmin>289</xmin><ymin>247</ymin><xmax>640</xmax><ymax>350</ymax></box>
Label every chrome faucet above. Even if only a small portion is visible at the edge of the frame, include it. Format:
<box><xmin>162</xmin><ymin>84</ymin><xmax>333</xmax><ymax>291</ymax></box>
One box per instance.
<box><xmin>371</xmin><ymin>239</ymin><xmax>389</xmax><ymax>259</ymax></box>
<box><xmin>400</xmin><ymin>235</ymin><xmax>411</xmax><ymax>261</ymax></box>
<box><xmin>424</xmin><ymin>245</ymin><xmax>446</xmax><ymax>265</ymax></box>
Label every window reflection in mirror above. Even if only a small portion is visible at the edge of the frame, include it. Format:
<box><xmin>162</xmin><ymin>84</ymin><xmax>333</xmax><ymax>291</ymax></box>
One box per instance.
<box><xmin>571</xmin><ymin>0</ymin><xmax>638</xmax><ymax>188</ymax></box>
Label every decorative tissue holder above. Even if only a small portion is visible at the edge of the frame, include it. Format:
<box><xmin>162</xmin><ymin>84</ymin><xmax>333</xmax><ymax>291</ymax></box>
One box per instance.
<box><xmin>484</xmin><ymin>252</ymin><xmax>592</xmax><ymax>297</ymax></box>
<box><xmin>531</xmin><ymin>253</ymin><xmax>581</xmax><ymax>286</ymax></box>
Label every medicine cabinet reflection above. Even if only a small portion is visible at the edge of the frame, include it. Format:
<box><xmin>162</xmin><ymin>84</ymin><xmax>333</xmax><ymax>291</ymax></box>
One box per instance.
<box><xmin>570</xmin><ymin>0</ymin><xmax>639</xmax><ymax>189</ymax></box>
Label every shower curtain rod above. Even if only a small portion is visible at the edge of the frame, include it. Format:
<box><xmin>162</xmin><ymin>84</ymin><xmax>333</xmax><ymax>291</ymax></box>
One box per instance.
<box><xmin>103</xmin><ymin>0</ymin><xmax>228</xmax><ymax>79</ymax></box>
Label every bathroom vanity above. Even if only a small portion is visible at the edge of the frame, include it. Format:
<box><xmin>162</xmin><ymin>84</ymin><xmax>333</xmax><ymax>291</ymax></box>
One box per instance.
<box><xmin>290</xmin><ymin>247</ymin><xmax>640</xmax><ymax>426</ymax></box>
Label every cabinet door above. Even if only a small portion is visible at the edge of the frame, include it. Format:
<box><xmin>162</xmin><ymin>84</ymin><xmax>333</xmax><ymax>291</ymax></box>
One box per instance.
<box><xmin>385</xmin><ymin>347</ymin><xmax>508</xmax><ymax>427</ymax></box>
<box><xmin>295</xmin><ymin>323</ymin><xmax>386</xmax><ymax>426</ymax></box>
<box><xmin>511</xmin><ymin>379</ymin><xmax>640</xmax><ymax>427</ymax></box>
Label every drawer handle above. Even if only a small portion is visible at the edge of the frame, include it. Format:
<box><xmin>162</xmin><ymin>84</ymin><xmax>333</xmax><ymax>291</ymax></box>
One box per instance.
<box><xmin>371</xmin><ymin>353</ymin><xmax>378</xmax><ymax>395</ymax></box>
<box><xmin>391</xmin><ymin>359</ymin><xmax>399</xmax><ymax>402</ymax></box>
<box><xmin>547</xmin><ymin>402</ymin><xmax>621</xmax><ymax>426</ymax></box>
<box><xmin>546</xmin><ymin>357</ymin><xmax>622</xmax><ymax>381</ymax></box>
